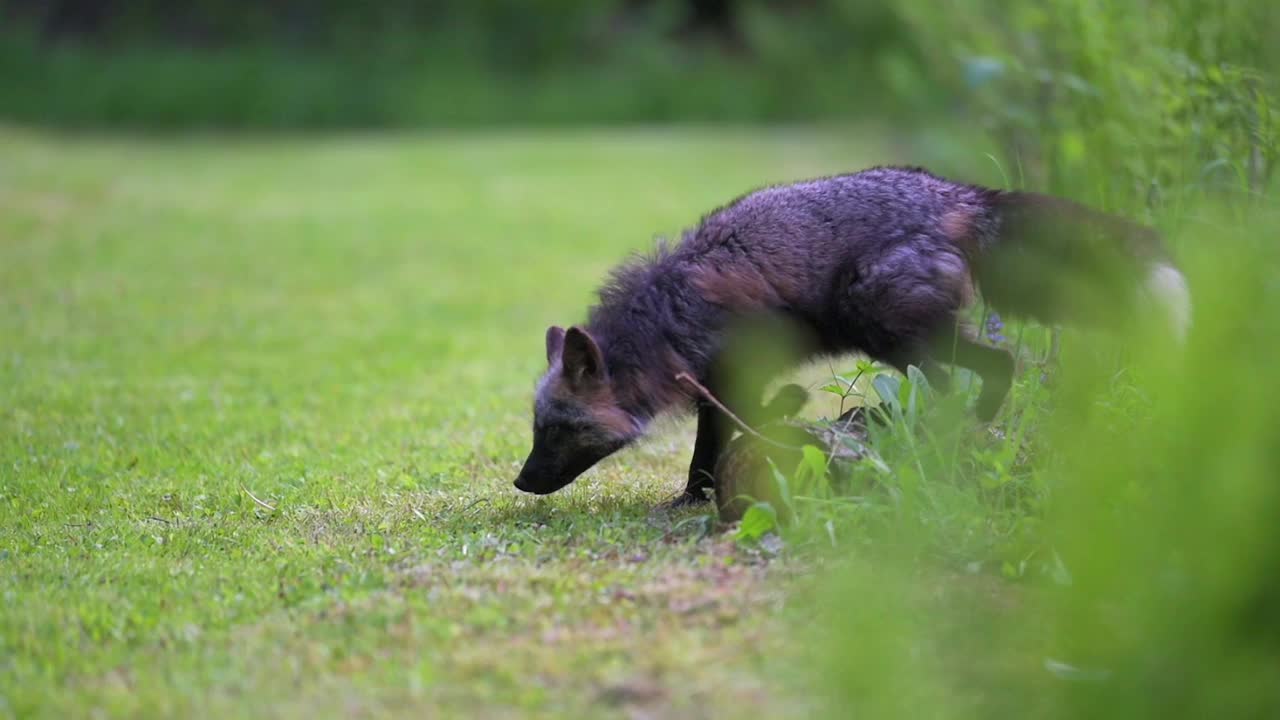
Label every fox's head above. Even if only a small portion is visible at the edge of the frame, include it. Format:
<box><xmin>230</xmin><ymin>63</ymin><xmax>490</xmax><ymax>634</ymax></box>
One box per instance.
<box><xmin>514</xmin><ymin>326</ymin><xmax>644</xmax><ymax>495</ymax></box>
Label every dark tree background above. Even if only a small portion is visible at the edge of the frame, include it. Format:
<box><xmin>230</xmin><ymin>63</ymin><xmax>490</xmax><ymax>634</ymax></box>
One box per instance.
<box><xmin>2</xmin><ymin>0</ymin><xmax>748</xmax><ymax>49</ymax></box>
<box><xmin>0</xmin><ymin>0</ymin><xmax>941</xmax><ymax>128</ymax></box>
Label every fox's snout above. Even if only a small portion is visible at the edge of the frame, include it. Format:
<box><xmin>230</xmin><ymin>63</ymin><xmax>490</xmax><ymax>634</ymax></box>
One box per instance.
<box><xmin>512</xmin><ymin>471</ymin><xmax>549</xmax><ymax>494</ymax></box>
<box><xmin>512</xmin><ymin>452</ymin><xmax>564</xmax><ymax>495</ymax></box>
<box><xmin>512</xmin><ymin>447</ymin><xmax>591</xmax><ymax>495</ymax></box>
<box><xmin>512</xmin><ymin>471</ymin><xmax>572</xmax><ymax>495</ymax></box>
<box><xmin>513</xmin><ymin>421</ymin><xmax>634</xmax><ymax>496</ymax></box>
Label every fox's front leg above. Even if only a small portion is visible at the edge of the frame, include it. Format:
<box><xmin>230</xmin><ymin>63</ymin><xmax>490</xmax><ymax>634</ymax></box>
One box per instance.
<box><xmin>679</xmin><ymin>401</ymin><xmax>725</xmax><ymax>505</ymax></box>
<box><xmin>665</xmin><ymin>380</ymin><xmax>806</xmax><ymax>509</ymax></box>
<box><xmin>657</xmin><ymin>401</ymin><xmax>725</xmax><ymax>509</ymax></box>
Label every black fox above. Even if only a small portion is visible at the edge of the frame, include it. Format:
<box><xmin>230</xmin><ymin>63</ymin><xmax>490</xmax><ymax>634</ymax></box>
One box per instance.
<box><xmin>513</xmin><ymin>166</ymin><xmax>1189</xmax><ymax>503</ymax></box>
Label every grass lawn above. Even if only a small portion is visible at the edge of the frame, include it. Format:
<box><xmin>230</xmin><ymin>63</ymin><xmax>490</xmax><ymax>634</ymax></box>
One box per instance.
<box><xmin>8</xmin><ymin>124</ymin><xmax>1278</xmax><ymax>720</ymax></box>
<box><xmin>1</xmin><ymin>125</ymin><xmax>966</xmax><ymax>718</ymax></box>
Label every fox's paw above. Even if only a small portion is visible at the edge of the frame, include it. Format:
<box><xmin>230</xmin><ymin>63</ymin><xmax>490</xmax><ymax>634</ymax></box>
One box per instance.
<box><xmin>654</xmin><ymin>488</ymin><xmax>714</xmax><ymax>512</ymax></box>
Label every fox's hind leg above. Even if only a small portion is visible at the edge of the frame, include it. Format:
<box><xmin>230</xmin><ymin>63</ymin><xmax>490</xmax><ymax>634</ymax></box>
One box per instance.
<box><xmin>929</xmin><ymin>323</ymin><xmax>1015</xmax><ymax>421</ymax></box>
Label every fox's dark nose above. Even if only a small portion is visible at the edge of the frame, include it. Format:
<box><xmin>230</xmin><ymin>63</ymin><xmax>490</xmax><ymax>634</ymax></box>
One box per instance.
<box><xmin>514</xmin><ymin>464</ymin><xmax>569</xmax><ymax>495</ymax></box>
<box><xmin>514</xmin><ymin>473</ymin><xmax>559</xmax><ymax>495</ymax></box>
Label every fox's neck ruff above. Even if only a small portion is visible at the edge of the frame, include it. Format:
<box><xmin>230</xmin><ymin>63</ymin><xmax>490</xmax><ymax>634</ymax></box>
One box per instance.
<box><xmin>584</xmin><ymin>244</ymin><xmax>725</xmax><ymax>422</ymax></box>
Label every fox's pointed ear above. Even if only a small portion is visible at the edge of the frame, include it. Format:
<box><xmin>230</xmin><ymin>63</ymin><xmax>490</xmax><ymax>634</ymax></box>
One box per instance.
<box><xmin>561</xmin><ymin>326</ymin><xmax>605</xmax><ymax>386</ymax></box>
<box><xmin>545</xmin><ymin>325</ymin><xmax>566</xmax><ymax>365</ymax></box>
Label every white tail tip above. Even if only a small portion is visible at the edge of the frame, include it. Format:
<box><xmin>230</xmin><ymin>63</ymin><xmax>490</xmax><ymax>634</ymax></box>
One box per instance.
<box><xmin>1147</xmin><ymin>263</ymin><xmax>1191</xmax><ymax>342</ymax></box>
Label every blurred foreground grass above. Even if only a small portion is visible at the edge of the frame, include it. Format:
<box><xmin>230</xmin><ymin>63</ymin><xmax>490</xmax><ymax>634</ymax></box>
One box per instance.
<box><xmin>802</xmin><ymin>201</ymin><xmax>1280</xmax><ymax>718</ymax></box>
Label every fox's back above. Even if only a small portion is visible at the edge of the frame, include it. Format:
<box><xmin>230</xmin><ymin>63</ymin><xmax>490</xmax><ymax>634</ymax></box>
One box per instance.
<box><xmin>678</xmin><ymin>167</ymin><xmax>990</xmax><ymax>321</ymax></box>
<box><xmin>705</xmin><ymin>167</ymin><xmax>986</xmax><ymax>244</ymax></box>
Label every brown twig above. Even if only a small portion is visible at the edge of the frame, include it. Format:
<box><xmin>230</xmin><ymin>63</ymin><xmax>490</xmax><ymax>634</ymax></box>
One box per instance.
<box><xmin>674</xmin><ymin>372</ymin><xmax>803</xmax><ymax>451</ymax></box>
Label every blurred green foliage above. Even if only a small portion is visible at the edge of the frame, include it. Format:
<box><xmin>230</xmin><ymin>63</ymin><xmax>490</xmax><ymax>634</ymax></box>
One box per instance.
<box><xmin>7</xmin><ymin>0</ymin><xmax>1275</xmax><ymax>196</ymax></box>
<box><xmin>798</xmin><ymin>202</ymin><xmax>1280</xmax><ymax>719</ymax></box>
<box><xmin>0</xmin><ymin>0</ymin><xmax>934</xmax><ymax>128</ymax></box>
<box><xmin>898</xmin><ymin>0</ymin><xmax>1278</xmax><ymax>208</ymax></box>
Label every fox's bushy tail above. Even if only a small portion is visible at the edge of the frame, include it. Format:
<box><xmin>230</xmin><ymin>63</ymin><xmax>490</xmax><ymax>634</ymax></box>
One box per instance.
<box><xmin>971</xmin><ymin>190</ymin><xmax>1190</xmax><ymax>341</ymax></box>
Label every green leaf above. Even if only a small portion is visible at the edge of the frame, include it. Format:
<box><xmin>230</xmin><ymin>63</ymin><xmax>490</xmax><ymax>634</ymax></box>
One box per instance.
<box><xmin>906</xmin><ymin>364</ymin><xmax>933</xmax><ymax>394</ymax></box>
<box><xmin>766</xmin><ymin>458</ymin><xmax>793</xmax><ymax>513</ymax></box>
<box><xmin>819</xmin><ymin>383</ymin><xmax>847</xmax><ymax>396</ymax></box>
<box><xmin>736</xmin><ymin>502</ymin><xmax>778</xmax><ymax>542</ymax></box>
<box><xmin>800</xmin><ymin>444</ymin><xmax>828</xmax><ymax>483</ymax></box>
<box><xmin>872</xmin><ymin>375</ymin><xmax>901</xmax><ymax>411</ymax></box>
<box><xmin>901</xmin><ymin>371</ymin><xmax>920</xmax><ymax>425</ymax></box>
